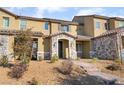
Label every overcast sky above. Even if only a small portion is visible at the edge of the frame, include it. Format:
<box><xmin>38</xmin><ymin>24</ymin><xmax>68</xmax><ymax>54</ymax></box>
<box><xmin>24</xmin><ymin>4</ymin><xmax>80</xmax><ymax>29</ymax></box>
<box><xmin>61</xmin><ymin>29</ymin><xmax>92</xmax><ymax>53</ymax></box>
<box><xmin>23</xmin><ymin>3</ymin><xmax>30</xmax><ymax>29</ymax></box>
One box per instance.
<box><xmin>5</xmin><ymin>7</ymin><xmax>124</xmax><ymax>21</ymax></box>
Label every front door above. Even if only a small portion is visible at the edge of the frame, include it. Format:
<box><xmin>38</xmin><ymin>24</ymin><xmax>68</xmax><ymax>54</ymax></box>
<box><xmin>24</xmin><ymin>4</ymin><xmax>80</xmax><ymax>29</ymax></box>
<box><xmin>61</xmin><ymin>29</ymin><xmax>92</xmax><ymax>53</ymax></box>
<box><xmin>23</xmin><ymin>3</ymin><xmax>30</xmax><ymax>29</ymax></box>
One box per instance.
<box><xmin>31</xmin><ymin>39</ymin><xmax>38</xmax><ymax>60</ymax></box>
<box><xmin>58</xmin><ymin>41</ymin><xmax>63</xmax><ymax>58</ymax></box>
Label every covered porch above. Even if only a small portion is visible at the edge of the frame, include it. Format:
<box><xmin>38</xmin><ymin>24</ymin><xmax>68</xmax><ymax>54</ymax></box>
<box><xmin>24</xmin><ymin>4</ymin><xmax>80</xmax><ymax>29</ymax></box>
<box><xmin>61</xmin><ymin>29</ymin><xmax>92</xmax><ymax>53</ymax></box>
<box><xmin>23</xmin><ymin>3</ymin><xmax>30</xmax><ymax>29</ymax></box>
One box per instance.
<box><xmin>76</xmin><ymin>35</ymin><xmax>92</xmax><ymax>58</ymax></box>
<box><xmin>50</xmin><ymin>32</ymin><xmax>77</xmax><ymax>59</ymax></box>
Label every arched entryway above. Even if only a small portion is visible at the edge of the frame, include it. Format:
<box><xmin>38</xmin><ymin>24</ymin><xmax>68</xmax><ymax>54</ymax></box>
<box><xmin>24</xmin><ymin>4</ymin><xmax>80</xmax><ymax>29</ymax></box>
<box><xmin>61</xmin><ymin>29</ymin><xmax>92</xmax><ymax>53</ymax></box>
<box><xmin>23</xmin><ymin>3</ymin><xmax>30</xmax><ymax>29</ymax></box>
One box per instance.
<box><xmin>58</xmin><ymin>39</ymin><xmax>69</xmax><ymax>59</ymax></box>
<box><xmin>51</xmin><ymin>33</ymin><xmax>77</xmax><ymax>59</ymax></box>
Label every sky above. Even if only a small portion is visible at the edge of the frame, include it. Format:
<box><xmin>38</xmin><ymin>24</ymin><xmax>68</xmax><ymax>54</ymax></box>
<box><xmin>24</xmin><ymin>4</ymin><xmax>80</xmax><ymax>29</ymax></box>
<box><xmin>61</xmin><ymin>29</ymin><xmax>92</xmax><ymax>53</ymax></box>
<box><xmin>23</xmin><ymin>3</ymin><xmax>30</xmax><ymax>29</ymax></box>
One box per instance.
<box><xmin>5</xmin><ymin>7</ymin><xmax>124</xmax><ymax>21</ymax></box>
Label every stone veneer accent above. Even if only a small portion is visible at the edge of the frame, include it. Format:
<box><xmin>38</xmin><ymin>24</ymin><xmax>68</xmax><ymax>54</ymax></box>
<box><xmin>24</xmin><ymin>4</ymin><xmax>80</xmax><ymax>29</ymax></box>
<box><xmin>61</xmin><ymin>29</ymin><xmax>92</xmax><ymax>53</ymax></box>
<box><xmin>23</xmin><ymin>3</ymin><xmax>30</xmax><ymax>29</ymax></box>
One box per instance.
<box><xmin>91</xmin><ymin>34</ymin><xmax>119</xmax><ymax>60</ymax></box>
<box><xmin>0</xmin><ymin>35</ymin><xmax>14</xmax><ymax>61</ymax></box>
<box><xmin>51</xmin><ymin>34</ymin><xmax>77</xmax><ymax>59</ymax></box>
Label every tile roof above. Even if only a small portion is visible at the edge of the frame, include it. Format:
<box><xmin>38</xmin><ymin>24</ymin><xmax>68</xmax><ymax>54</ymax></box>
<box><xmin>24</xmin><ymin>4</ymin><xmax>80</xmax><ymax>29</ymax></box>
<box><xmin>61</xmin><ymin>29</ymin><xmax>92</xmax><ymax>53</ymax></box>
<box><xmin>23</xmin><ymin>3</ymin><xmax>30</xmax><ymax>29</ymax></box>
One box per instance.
<box><xmin>0</xmin><ymin>8</ymin><xmax>78</xmax><ymax>24</ymax></box>
<box><xmin>0</xmin><ymin>29</ymin><xmax>43</xmax><ymax>37</ymax></box>
<box><xmin>76</xmin><ymin>35</ymin><xmax>92</xmax><ymax>41</ymax></box>
<box><xmin>91</xmin><ymin>27</ymin><xmax>124</xmax><ymax>39</ymax></box>
<box><xmin>74</xmin><ymin>14</ymin><xmax>110</xmax><ymax>20</ymax></box>
<box><xmin>44</xmin><ymin>32</ymin><xmax>77</xmax><ymax>38</ymax></box>
<box><xmin>42</xmin><ymin>18</ymin><xmax>78</xmax><ymax>25</ymax></box>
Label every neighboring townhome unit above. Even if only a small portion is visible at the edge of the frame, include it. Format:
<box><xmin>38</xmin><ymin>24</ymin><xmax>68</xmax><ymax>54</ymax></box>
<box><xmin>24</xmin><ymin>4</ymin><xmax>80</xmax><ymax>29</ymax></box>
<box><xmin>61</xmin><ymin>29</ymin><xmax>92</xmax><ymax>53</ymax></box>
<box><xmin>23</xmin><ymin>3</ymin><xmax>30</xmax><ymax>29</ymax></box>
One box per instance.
<box><xmin>108</xmin><ymin>17</ymin><xmax>124</xmax><ymax>30</ymax></box>
<box><xmin>1</xmin><ymin>8</ymin><xmax>124</xmax><ymax>61</ymax></box>
<box><xmin>0</xmin><ymin>8</ymin><xmax>78</xmax><ymax>61</ymax></box>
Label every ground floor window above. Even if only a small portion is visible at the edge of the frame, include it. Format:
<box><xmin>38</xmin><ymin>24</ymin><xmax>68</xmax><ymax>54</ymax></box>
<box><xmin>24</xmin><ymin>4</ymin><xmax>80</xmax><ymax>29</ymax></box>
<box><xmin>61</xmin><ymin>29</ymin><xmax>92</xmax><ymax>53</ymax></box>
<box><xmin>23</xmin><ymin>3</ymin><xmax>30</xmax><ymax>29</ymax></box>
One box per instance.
<box><xmin>76</xmin><ymin>43</ymin><xmax>83</xmax><ymax>58</ymax></box>
<box><xmin>76</xmin><ymin>44</ymin><xmax>82</xmax><ymax>51</ymax></box>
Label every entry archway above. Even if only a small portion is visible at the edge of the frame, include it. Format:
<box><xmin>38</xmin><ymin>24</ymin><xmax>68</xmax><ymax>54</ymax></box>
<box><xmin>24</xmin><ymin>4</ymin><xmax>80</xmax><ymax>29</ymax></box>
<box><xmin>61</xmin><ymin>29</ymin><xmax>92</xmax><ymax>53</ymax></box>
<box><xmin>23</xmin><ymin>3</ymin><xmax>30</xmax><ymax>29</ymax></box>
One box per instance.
<box><xmin>58</xmin><ymin>39</ymin><xmax>69</xmax><ymax>59</ymax></box>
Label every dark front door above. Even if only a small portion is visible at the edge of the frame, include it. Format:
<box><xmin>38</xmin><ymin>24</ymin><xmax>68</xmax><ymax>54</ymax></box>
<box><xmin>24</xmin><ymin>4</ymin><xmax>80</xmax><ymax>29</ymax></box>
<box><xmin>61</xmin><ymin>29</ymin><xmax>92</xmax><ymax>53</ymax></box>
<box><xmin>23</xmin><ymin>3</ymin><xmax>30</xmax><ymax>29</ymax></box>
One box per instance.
<box><xmin>58</xmin><ymin>41</ymin><xmax>63</xmax><ymax>58</ymax></box>
<box><xmin>31</xmin><ymin>38</ymin><xmax>38</xmax><ymax>60</ymax></box>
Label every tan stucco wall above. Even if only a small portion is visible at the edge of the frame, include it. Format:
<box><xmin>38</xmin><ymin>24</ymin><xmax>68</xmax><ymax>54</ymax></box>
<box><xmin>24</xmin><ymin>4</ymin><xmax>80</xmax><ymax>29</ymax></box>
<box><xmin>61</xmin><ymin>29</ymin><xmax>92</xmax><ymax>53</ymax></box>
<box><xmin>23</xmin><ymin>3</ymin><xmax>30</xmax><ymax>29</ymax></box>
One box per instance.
<box><xmin>76</xmin><ymin>41</ymin><xmax>90</xmax><ymax>58</ymax></box>
<box><xmin>109</xmin><ymin>19</ymin><xmax>124</xmax><ymax>30</ymax></box>
<box><xmin>82</xmin><ymin>41</ymin><xmax>90</xmax><ymax>58</ymax></box>
<box><xmin>62</xmin><ymin>40</ymin><xmax>69</xmax><ymax>58</ymax></box>
<box><xmin>108</xmin><ymin>19</ymin><xmax>116</xmax><ymax>30</ymax></box>
<box><xmin>37</xmin><ymin>37</ymin><xmax>43</xmax><ymax>52</ymax></box>
<box><xmin>94</xmin><ymin>18</ymin><xmax>108</xmax><ymax>37</ymax></box>
<box><xmin>43</xmin><ymin>38</ymin><xmax>50</xmax><ymax>52</ymax></box>
<box><xmin>0</xmin><ymin>11</ymin><xmax>19</xmax><ymax>30</ymax></box>
<box><xmin>73</xmin><ymin>16</ymin><xmax>94</xmax><ymax>36</ymax></box>
<box><xmin>8</xmin><ymin>36</ymin><xmax>14</xmax><ymax>54</ymax></box>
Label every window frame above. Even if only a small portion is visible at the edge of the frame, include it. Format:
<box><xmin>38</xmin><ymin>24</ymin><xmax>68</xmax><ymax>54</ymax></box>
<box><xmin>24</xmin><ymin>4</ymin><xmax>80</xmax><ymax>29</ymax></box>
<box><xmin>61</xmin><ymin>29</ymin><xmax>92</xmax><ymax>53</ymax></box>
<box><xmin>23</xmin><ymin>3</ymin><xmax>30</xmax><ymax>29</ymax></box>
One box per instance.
<box><xmin>61</xmin><ymin>25</ymin><xmax>69</xmax><ymax>32</ymax></box>
<box><xmin>119</xmin><ymin>21</ymin><xmax>124</xmax><ymax>27</ymax></box>
<box><xmin>96</xmin><ymin>21</ymin><xmax>100</xmax><ymax>29</ymax></box>
<box><xmin>3</xmin><ymin>17</ymin><xmax>10</xmax><ymax>28</ymax></box>
<box><xmin>44</xmin><ymin>22</ymin><xmax>49</xmax><ymax>30</ymax></box>
<box><xmin>20</xmin><ymin>19</ymin><xmax>27</xmax><ymax>30</ymax></box>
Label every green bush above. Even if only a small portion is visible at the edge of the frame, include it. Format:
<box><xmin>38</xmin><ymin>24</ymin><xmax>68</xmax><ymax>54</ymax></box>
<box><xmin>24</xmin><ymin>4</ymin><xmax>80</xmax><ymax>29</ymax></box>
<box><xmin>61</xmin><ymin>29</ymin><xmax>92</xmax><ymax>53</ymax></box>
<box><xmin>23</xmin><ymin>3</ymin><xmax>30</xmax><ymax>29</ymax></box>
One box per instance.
<box><xmin>20</xmin><ymin>53</ymin><xmax>30</xmax><ymax>64</ymax></box>
<box><xmin>50</xmin><ymin>54</ymin><xmax>58</xmax><ymax>63</ymax></box>
<box><xmin>91</xmin><ymin>57</ymin><xmax>98</xmax><ymax>63</ymax></box>
<box><xmin>114</xmin><ymin>59</ymin><xmax>122</xmax><ymax>65</ymax></box>
<box><xmin>0</xmin><ymin>55</ymin><xmax>8</xmax><ymax>67</ymax></box>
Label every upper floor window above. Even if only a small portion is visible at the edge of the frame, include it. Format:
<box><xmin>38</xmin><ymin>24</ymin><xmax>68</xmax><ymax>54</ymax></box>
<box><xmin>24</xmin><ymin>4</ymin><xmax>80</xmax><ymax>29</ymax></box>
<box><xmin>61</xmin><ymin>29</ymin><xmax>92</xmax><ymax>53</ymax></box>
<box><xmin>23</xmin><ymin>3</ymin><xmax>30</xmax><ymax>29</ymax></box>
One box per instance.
<box><xmin>119</xmin><ymin>21</ymin><xmax>124</xmax><ymax>27</ymax></box>
<box><xmin>61</xmin><ymin>25</ymin><xmax>69</xmax><ymax>32</ymax></box>
<box><xmin>3</xmin><ymin>17</ymin><xmax>10</xmax><ymax>28</ymax></box>
<box><xmin>104</xmin><ymin>22</ymin><xmax>110</xmax><ymax>30</ymax></box>
<box><xmin>96</xmin><ymin>21</ymin><xmax>100</xmax><ymax>29</ymax></box>
<box><xmin>20</xmin><ymin>19</ymin><xmax>27</xmax><ymax>30</ymax></box>
<box><xmin>44</xmin><ymin>22</ymin><xmax>49</xmax><ymax>30</ymax></box>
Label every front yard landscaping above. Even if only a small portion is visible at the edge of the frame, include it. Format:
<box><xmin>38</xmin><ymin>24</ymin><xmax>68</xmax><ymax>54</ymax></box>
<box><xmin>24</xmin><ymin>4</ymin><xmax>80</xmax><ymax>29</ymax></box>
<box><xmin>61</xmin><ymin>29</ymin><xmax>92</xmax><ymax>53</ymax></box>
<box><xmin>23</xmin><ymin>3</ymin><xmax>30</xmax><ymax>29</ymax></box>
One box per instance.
<box><xmin>0</xmin><ymin>59</ymin><xmax>124</xmax><ymax>85</ymax></box>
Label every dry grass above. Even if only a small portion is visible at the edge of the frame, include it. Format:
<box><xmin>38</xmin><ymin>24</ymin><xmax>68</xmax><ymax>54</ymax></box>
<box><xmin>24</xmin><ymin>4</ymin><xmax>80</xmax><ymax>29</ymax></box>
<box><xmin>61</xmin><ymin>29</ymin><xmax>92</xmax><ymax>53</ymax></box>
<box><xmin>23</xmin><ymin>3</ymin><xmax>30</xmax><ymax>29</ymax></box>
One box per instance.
<box><xmin>0</xmin><ymin>61</ymin><xmax>62</xmax><ymax>85</ymax></box>
<box><xmin>82</xmin><ymin>59</ymin><xmax>124</xmax><ymax>78</ymax></box>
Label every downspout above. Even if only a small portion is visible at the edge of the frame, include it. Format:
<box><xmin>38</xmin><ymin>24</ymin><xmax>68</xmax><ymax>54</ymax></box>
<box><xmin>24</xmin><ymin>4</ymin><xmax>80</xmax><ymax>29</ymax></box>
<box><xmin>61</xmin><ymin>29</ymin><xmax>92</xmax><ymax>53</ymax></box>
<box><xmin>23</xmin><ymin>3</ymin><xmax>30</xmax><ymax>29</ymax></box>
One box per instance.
<box><xmin>49</xmin><ymin>21</ymin><xmax>52</xmax><ymax>35</ymax></box>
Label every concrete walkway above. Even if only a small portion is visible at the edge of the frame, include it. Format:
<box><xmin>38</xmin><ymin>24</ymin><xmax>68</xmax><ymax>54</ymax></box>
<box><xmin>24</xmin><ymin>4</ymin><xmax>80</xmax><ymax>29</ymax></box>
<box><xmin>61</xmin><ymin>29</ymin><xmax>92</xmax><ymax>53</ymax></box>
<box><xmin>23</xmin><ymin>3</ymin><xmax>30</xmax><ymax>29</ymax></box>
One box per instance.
<box><xmin>73</xmin><ymin>60</ymin><xmax>124</xmax><ymax>85</ymax></box>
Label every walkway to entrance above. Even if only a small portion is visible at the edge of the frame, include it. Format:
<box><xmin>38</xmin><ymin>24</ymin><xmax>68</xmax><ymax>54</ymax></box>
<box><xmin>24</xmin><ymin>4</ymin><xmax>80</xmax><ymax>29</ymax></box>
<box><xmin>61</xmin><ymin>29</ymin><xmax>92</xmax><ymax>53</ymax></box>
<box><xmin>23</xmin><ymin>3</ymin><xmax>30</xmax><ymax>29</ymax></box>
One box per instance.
<box><xmin>72</xmin><ymin>59</ymin><xmax>124</xmax><ymax>84</ymax></box>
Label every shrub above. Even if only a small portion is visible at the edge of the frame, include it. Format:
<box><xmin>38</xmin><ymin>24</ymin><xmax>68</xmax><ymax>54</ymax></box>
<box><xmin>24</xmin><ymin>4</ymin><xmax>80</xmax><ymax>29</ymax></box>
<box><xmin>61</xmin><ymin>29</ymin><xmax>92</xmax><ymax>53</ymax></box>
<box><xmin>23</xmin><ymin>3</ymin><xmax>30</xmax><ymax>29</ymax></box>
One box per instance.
<box><xmin>20</xmin><ymin>54</ymin><xmax>30</xmax><ymax>64</ymax></box>
<box><xmin>114</xmin><ymin>59</ymin><xmax>122</xmax><ymax>65</ymax></box>
<box><xmin>91</xmin><ymin>57</ymin><xmax>98</xmax><ymax>63</ymax></box>
<box><xmin>8</xmin><ymin>63</ymin><xmax>28</xmax><ymax>79</ymax></box>
<box><xmin>76</xmin><ymin>57</ymin><xmax>80</xmax><ymax>61</ymax></box>
<box><xmin>106</xmin><ymin>64</ymin><xmax>121</xmax><ymax>71</ymax></box>
<box><xmin>0</xmin><ymin>55</ymin><xmax>8</xmax><ymax>67</ymax></box>
<box><xmin>58</xmin><ymin>60</ymin><xmax>73</xmax><ymax>75</ymax></box>
<box><xmin>28</xmin><ymin>77</ymin><xmax>39</xmax><ymax>85</ymax></box>
<box><xmin>50</xmin><ymin>54</ymin><xmax>58</xmax><ymax>63</ymax></box>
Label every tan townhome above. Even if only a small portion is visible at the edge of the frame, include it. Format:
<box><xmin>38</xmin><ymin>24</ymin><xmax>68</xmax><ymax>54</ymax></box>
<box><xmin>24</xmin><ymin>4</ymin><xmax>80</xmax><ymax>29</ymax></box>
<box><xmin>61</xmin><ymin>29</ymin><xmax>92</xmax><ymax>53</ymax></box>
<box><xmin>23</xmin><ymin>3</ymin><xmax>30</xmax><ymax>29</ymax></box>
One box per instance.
<box><xmin>72</xmin><ymin>15</ymin><xmax>110</xmax><ymax>58</ymax></box>
<box><xmin>1</xmin><ymin>8</ymin><xmax>124</xmax><ymax>61</ymax></box>
<box><xmin>0</xmin><ymin>8</ymin><xmax>79</xmax><ymax>61</ymax></box>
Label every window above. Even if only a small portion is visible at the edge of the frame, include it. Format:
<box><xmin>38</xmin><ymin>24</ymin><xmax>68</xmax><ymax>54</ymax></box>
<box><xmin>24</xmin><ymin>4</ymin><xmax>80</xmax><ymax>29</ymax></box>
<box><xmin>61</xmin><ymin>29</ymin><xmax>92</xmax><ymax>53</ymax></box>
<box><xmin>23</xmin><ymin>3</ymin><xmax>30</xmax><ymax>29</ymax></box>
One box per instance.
<box><xmin>119</xmin><ymin>21</ymin><xmax>124</xmax><ymax>27</ymax></box>
<box><xmin>96</xmin><ymin>21</ymin><xmax>100</xmax><ymax>29</ymax></box>
<box><xmin>44</xmin><ymin>22</ymin><xmax>49</xmax><ymax>30</ymax></box>
<box><xmin>76</xmin><ymin>44</ymin><xmax>82</xmax><ymax>52</ymax></box>
<box><xmin>20</xmin><ymin>19</ymin><xmax>27</xmax><ymax>30</ymax></box>
<box><xmin>3</xmin><ymin>17</ymin><xmax>9</xmax><ymax>28</ymax></box>
<box><xmin>104</xmin><ymin>22</ymin><xmax>110</xmax><ymax>30</ymax></box>
<box><xmin>61</xmin><ymin>25</ymin><xmax>69</xmax><ymax>32</ymax></box>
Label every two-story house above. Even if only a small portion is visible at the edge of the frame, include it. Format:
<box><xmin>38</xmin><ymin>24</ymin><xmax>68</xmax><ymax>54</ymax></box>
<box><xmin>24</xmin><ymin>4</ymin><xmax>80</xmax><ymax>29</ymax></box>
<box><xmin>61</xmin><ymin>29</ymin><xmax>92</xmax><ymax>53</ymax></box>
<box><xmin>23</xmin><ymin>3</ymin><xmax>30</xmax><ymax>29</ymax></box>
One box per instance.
<box><xmin>1</xmin><ymin>8</ymin><xmax>124</xmax><ymax>61</ymax></box>
<box><xmin>0</xmin><ymin>8</ymin><xmax>80</xmax><ymax>61</ymax></box>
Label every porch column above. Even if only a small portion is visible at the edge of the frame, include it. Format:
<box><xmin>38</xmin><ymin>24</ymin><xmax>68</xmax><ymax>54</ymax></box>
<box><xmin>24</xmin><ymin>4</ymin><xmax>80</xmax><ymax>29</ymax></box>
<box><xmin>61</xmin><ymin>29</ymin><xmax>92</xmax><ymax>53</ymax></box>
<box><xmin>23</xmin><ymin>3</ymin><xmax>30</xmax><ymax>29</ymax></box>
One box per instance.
<box><xmin>51</xmin><ymin>37</ymin><xmax>58</xmax><ymax>58</ymax></box>
<box><xmin>69</xmin><ymin>38</ymin><xmax>77</xmax><ymax>59</ymax></box>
